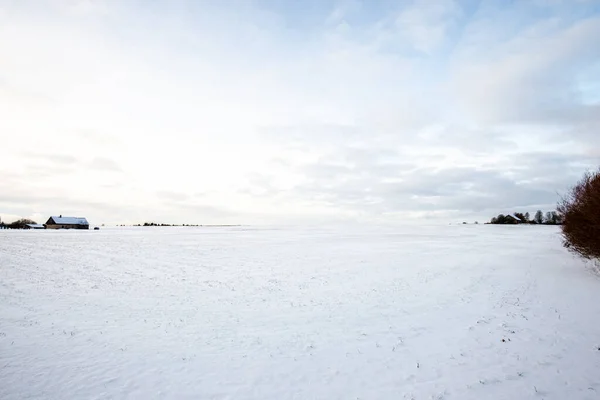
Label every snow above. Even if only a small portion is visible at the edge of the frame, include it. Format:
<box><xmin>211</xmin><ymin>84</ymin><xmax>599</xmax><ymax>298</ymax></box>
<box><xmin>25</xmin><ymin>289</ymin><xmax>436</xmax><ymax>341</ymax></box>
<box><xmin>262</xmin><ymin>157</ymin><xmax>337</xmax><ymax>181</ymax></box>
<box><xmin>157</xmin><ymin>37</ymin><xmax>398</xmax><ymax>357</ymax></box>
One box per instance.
<box><xmin>1</xmin><ymin>225</ymin><xmax>599</xmax><ymax>399</ymax></box>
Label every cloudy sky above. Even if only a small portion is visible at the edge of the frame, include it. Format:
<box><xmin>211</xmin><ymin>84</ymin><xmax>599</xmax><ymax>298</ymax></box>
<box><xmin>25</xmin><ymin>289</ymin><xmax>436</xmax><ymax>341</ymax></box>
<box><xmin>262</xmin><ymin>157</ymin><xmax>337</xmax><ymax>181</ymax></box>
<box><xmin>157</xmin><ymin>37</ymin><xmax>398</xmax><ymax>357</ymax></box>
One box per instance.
<box><xmin>1</xmin><ymin>0</ymin><xmax>599</xmax><ymax>225</ymax></box>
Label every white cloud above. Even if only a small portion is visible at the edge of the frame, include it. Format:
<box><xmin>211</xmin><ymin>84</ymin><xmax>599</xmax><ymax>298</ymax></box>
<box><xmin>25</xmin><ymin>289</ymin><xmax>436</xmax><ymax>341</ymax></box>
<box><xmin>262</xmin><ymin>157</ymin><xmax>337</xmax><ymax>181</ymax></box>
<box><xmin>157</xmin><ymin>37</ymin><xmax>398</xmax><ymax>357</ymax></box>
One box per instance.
<box><xmin>0</xmin><ymin>0</ymin><xmax>598</xmax><ymax>224</ymax></box>
<box><xmin>394</xmin><ymin>0</ymin><xmax>461</xmax><ymax>54</ymax></box>
<box><xmin>447</xmin><ymin>15</ymin><xmax>600</xmax><ymax>125</ymax></box>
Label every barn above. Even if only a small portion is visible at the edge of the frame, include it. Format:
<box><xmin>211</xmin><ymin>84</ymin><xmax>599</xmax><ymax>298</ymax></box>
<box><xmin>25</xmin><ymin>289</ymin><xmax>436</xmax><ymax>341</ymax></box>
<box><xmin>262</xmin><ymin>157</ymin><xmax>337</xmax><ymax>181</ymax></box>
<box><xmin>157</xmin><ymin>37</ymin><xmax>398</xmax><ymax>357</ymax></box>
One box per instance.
<box><xmin>24</xmin><ymin>224</ymin><xmax>45</xmax><ymax>229</ymax></box>
<box><xmin>45</xmin><ymin>215</ymin><xmax>89</xmax><ymax>230</ymax></box>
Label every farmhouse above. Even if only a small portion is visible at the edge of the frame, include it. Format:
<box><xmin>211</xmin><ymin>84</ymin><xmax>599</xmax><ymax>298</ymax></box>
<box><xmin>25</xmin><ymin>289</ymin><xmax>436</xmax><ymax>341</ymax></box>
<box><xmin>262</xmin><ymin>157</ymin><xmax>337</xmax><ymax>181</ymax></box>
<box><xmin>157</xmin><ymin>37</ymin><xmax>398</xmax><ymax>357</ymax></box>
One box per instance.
<box><xmin>24</xmin><ymin>224</ymin><xmax>45</xmax><ymax>229</ymax></box>
<box><xmin>503</xmin><ymin>215</ymin><xmax>521</xmax><ymax>224</ymax></box>
<box><xmin>45</xmin><ymin>215</ymin><xmax>89</xmax><ymax>230</ymax></box>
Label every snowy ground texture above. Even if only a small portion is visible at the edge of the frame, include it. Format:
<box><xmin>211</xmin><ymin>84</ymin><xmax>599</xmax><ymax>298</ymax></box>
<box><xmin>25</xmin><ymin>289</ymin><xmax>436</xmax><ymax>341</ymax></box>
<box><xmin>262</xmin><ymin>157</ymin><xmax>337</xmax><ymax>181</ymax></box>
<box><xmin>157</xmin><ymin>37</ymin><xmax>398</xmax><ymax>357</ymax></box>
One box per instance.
<box><xmin>2</xmin><ymin>225</ymin><xmax>600</xmax><ymax>400</ymax></box>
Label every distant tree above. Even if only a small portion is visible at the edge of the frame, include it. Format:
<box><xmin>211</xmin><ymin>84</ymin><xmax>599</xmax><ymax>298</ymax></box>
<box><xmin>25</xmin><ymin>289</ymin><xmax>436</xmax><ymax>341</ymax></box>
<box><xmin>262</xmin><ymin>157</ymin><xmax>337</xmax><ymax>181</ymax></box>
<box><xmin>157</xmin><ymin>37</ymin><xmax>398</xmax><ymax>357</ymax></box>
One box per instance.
<box><xmin>496</xmin><ymin>214</ymin><xmax>508</xmax><ymax>224</ymax></box>
<box><xmin>545</xmin><ymin>211</ymin><xmax>554</xmax><ymax>224</ymax></box>
<box><xmin>524</xmin><ymin>212</ymin><xmax>530</xmax><ymax>221</ymax></box>
<box><xmin>558</xmin><ymin>169</ymin><xmax>600</xmax><ymax>260</ymax></box>
<box><xmin>554</xmin><ymin>212</ymin><xmax>563</xmax><ymax>225</ymax></box>
<box><xmin>490</xmin><ymin>217</ymin><xmax>498</xmax><ymax>224</ymax></box>
<box><xmin>534</xmin><ymin>210</ymin><xmax>544</xmax><ymax>224</ymax></box>
<box><xmin>7</xmin><ymin>218</ymin><xmax>37</xmax><ymax>229</ymax></box>
<box><xmin>514</xmin><ymin>212</ymin><xmax>527</xmax><ymax>222</ymax></box>
<box><xmin>550</xmin><ymin>211</ymin><xmax>562</xmax><ymax>225</ymax></box>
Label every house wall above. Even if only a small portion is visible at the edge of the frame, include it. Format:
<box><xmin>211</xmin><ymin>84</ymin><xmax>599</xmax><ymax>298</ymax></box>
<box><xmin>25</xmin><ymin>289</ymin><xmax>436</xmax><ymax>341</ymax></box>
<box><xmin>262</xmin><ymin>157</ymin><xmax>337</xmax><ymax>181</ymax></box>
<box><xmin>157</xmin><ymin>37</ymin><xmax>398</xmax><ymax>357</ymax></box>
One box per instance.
<box><xmin>45</xmin><ymin>224</ymin><xmax>89</xmax><ymax>230</ymax></box>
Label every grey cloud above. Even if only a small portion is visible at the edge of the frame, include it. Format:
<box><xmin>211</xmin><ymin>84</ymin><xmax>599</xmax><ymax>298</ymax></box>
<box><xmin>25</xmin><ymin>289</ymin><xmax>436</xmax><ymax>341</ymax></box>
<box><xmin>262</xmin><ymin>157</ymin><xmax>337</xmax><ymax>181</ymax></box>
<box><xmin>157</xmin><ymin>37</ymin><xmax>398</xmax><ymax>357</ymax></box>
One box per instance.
<box><xmin>247</xmin><ymin>144</ymin><xmax>594</xmax><ymax>219</ymax></box>
<box><xmin>392</xmin><ymin>0</ymin><xmax>464</xmax><ymax>54</ymax></box>
<box><xmin>23</xmin><ymin>152</ymin><xmax>79</xmax><ymax>165</ymax></box>
<box><xmin>376</xmin><ymin>168</ymin><xmax>559</xmax><ymax>213</ymax></box>
<box><xmin>153</xmin><ymin>192</ymin><xmax>240</xmax><ymax>223</ymax></box>
<box><xmin>19</xmin><ymin>153</ymin><xmax>78</xmax><ymax>179</ymax></box>
<box><xmin>239</xmin><ymin>173</ymin><xmax>281</xmax><ymax>198</ymax></box>
<box><xmin>416</xmin><ymin>126</ymin><xmax>520</xmax><ymax>154</ymax></box>
<box><xmin>505</xmin><ymin>152</ymin><xmax>600</xmax><ymax>190</ymax></box>
<box><xmin>308</xmin><ymin>166</ymin><xmax>558</xmax><ymax>214</ymax></box>
<box><xmin>0</xmin><ymin>190</ymin><xmax>131</xmax><ymax>222</ymax></box>
<box><xmin>101</xmin><ymin>182</ymin><xmax>124</xmax><ymax>189</ymax></box>
<box><xmin>156</xmin><ymin>190</ymin><xmax>191</xmax><ymax>201</ymax></box>
<box><xmin>448</xmin><ymin>14</ymin><xmax>600</xmax><ymax>128</ymax></box>
<box><xmin>88</xmin><ymin>157</ymin><xmax>122</xmax><ymax>172</ymax></box>
<box><xmin>0</xmin><ymin>186</ymin><xmax>237</xmax><ymax>225</ymax></box>
<box><xmin>259</xmin><ymin>123</ymin><xmax>367</xmax><ymax>149</ymax></box>
<box><xmin>162</xmin><ymin>202</ymin><xmax>240</xmax><ymax>223</ymax></box>
<box><xmin>0</xmin><ymin>78</ymin><xmax>54</xmax><ymax>105</ymax></box>
<box><xmin>22</xmin><ymin>152</ymin><xmax>123</xmax><ymax>176</ymax></box>
<box><xmin>4</xmin><ymin>0</ymin><xmax>598</xmax><ymax>224</ymax></box>
<box><xmin>556</xmin><ymin>105</ymin><xmax>600</xmax><ymax>146</ymax></box>
<box><xmin>24</xmin><ymin>164</ymin><xmax>76</xmax><ymax>178</ymax></box>
<box><xmin>73</xmin><ymin>129</ymin><xmax>122</xmax><ymax>146</ymax></box>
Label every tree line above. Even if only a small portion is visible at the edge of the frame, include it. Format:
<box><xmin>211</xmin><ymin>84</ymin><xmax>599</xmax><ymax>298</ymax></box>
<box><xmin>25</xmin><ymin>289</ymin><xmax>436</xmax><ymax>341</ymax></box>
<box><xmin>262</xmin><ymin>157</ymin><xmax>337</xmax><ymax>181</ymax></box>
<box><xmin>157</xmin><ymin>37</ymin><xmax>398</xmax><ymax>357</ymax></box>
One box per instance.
<box><xmin>486</xmin><ymin>168</ymin><xmax>599</xmax><ymax>264</ymax></box>
<box><xmin>1</xmin><ymin>169</ymin><xmax>598</xmax><ymax>264</ymax></box>
<box><xmin>489</xmin><ymin>210</ymin><xmax>562</xmax><ymax>225</ymax></box>
<box><xmin>139</xmin><ymin>222</ymin><xmax>202</xmax><ymax>227</ymax></box>
<box><xmin>0</xmin><ymin>218</ymin><xmax>38</xmax><ymax>229</ymax></box>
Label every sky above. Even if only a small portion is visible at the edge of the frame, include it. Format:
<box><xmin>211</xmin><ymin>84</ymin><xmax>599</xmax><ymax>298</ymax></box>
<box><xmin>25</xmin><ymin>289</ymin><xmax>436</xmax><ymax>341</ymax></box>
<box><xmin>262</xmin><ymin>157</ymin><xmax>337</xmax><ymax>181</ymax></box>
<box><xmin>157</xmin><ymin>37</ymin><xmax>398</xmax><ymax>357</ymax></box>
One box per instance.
<box><xmin>1</xmin><ymin>0</ymin><xmax>599</xmax><ymax>225</ymax></box>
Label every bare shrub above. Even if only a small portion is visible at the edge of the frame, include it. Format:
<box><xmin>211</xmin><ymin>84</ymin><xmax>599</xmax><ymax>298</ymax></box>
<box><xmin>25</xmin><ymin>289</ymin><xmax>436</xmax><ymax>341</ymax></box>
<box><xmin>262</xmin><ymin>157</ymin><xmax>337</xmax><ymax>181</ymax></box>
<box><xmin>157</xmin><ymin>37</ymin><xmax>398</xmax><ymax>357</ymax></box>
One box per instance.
<box><xmin>557</xmin><ymin>169</ymin><xmax>600</xmax><ymax>260</ymax></box>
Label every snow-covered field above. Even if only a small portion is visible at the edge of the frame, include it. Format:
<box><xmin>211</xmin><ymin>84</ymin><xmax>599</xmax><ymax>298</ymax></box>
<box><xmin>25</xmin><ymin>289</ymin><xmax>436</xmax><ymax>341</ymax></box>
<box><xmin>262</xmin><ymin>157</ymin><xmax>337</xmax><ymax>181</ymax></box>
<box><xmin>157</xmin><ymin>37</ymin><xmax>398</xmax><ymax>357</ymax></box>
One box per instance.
<box><xmin>1</xmin><ymin>225</ymin><xmax>599</xmax><ymax>399</ymax></box>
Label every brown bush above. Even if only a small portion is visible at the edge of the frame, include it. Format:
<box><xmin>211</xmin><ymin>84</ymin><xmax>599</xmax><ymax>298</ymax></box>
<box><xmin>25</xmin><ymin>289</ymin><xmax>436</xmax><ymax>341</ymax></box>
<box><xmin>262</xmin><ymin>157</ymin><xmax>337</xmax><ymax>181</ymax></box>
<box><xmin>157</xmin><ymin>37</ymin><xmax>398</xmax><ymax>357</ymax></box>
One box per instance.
<box><xmin>557</xmin><ymin>169</ymin><xmax>600</xmax><ymax>260</ymax></box>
